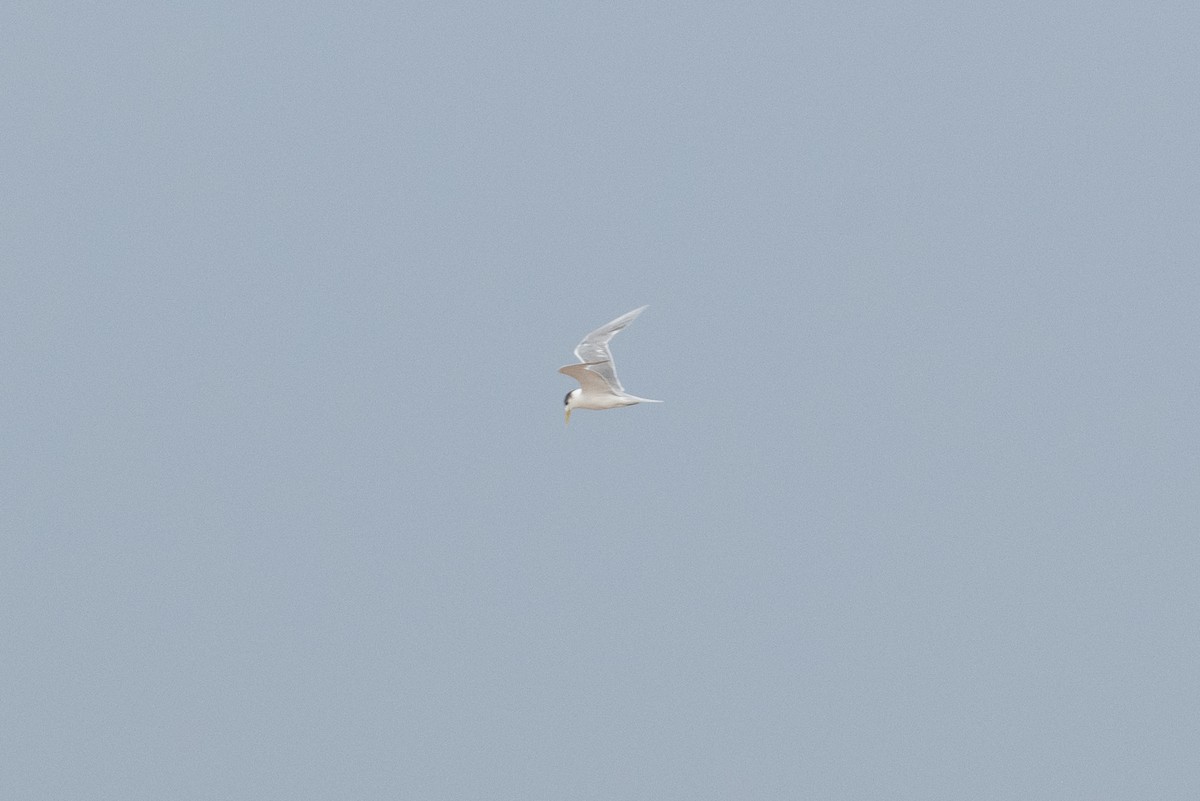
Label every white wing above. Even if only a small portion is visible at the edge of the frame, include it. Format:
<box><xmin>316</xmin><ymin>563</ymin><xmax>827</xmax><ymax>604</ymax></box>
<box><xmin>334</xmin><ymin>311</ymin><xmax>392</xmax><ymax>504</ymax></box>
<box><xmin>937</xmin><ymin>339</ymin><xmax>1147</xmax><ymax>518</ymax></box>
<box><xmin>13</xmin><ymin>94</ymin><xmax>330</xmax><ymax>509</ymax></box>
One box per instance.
<box><xmin>572</xmin><ymin>306</ymin><xmax>647</xmax><ymax>393</ymax></box>
<box><xmin>558</xmin><ymin>362</ymin><xmax>618</xmax><ymax>395</ymax></box>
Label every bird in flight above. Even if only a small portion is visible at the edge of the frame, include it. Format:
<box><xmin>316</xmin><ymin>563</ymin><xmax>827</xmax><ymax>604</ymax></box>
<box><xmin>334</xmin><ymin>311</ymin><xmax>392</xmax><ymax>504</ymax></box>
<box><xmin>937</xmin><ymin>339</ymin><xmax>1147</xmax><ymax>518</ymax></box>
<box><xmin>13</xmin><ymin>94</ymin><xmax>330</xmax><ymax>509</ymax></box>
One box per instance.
<box><xmin>559</xmin><ymin>306</ymin><xmax>662</xmax><ymax>424</ymax></box>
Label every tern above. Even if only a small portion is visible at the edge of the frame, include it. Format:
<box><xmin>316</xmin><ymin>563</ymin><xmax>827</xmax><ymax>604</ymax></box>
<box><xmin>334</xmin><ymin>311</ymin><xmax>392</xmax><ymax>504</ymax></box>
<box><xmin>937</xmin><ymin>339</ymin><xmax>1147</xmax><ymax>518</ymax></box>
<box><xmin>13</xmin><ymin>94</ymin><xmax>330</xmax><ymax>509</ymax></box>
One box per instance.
<box><xmin>559</xmin><ymin>306</ymin><xmax>662</xmax><ymax>424</ymax></box>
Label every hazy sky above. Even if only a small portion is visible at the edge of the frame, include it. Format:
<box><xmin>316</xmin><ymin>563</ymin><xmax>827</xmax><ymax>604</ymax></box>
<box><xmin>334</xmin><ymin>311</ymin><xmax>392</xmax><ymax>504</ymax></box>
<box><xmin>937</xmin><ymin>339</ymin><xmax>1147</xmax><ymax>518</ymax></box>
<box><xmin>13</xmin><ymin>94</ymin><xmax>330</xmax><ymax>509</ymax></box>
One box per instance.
<box><xmin>3</xmin><ymin>2</ymin><xmax>1199</xmax><ymax>799</ymax></box>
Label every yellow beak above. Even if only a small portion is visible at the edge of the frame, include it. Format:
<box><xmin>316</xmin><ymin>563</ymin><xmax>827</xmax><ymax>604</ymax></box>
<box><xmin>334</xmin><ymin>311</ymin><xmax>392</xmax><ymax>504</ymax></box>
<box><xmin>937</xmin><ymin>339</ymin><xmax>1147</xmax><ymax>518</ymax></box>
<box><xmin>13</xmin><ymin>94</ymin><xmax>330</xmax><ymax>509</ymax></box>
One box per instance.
<box><xmin>564</xmin><ymin>408</ymin><xmax>572</xmax><ymax>425</ymax></box>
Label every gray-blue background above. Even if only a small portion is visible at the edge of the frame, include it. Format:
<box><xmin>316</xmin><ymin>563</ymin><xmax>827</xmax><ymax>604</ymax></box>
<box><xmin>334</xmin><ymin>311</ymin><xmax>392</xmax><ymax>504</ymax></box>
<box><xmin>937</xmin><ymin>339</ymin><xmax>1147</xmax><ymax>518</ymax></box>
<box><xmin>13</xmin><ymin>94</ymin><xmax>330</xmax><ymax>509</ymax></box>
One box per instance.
<box><xmin>4</xmin><ymin>2</ymin><xmax>1198</xmax><ymax>798</ymax></box>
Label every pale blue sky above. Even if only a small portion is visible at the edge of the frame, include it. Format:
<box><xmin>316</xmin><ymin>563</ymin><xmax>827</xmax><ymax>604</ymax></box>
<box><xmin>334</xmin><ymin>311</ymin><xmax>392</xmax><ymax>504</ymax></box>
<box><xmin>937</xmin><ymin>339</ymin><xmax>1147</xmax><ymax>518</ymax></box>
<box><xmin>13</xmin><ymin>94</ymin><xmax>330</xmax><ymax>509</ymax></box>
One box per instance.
<box><xmin>3</xmin><ymin>2</ymin><xmax>1199</xmax><ymax>799</ymax></box>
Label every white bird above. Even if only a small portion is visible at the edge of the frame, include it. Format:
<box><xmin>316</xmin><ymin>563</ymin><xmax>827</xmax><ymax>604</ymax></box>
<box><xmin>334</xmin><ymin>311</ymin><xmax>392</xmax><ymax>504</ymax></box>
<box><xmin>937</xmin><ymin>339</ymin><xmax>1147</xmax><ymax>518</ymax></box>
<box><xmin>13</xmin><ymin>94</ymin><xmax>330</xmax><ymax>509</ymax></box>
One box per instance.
<box><xmin>559</xmin><ymin>306</ymin><xmax>662</xmax><ymax>424</ymax></box>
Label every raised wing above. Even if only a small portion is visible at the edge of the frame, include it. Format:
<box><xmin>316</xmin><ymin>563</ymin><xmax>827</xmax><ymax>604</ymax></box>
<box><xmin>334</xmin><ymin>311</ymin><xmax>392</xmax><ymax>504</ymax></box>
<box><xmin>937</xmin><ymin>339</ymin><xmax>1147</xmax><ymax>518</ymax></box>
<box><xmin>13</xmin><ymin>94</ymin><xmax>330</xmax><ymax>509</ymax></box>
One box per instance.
<box><xmin>558</xmin><ymin>362</ymin><xmax>618</xmax><ymax>394</ymax></box>
<box><xmin>572</xmin><ymin>306</ymin><xmax>647</xmax><ymax>393</ymax></box>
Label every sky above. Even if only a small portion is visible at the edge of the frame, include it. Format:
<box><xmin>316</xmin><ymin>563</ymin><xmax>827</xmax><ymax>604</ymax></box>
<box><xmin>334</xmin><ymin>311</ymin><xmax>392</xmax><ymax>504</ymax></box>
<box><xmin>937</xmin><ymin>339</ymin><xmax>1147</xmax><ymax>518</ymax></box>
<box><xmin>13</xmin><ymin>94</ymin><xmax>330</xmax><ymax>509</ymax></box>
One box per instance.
<box><xmin>3</xmin><ymin>2</ymin><xmax>1199</xmax><ymax>799</ymax></box>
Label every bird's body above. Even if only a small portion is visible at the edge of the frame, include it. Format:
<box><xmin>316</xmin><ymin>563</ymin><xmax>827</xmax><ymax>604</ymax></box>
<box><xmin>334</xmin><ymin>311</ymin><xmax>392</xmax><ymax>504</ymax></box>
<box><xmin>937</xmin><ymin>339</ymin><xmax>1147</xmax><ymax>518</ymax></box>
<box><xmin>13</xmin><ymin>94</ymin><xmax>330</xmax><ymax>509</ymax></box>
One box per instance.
<box><xmin>559</xmin><ymin>306</ymin><xmax>661</xmax><ymax>423</ymax></box>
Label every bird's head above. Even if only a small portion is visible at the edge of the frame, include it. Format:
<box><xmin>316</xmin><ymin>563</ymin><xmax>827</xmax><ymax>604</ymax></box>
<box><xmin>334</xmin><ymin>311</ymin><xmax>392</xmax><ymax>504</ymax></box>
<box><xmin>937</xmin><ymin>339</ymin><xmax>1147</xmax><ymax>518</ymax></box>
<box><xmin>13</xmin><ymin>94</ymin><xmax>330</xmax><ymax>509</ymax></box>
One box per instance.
<box><xmin>563</xmin><ymin>388</ymin><xmax>580</xmax><ymax>425</ymax></box>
